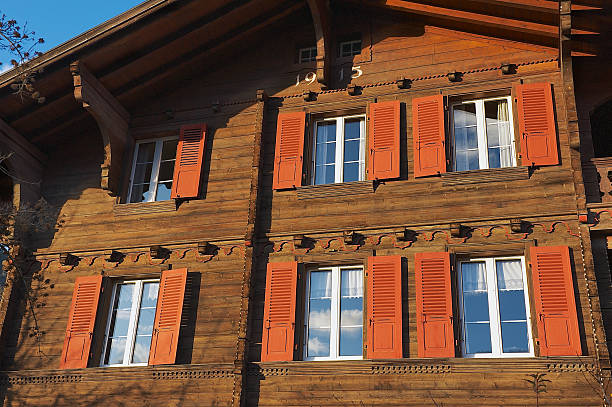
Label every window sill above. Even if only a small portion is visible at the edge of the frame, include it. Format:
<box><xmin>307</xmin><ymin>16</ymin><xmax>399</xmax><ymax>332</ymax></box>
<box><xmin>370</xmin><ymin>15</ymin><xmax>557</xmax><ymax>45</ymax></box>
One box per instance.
<box><xmin>252</xmin><ymin>356</ymin><xmax>594</xmax><ymax>376</ymax></box>
<box><xmin>113</xmin><ymin>200</ymin><xmax>177</xmax><ymax>216</ymax></box>
<box><xmin>296</xmin><ymin>180</ymin><xmax>374</xmax><ymax>200</ymax></box>
<box><xmin>441</xmin><ymin>166</ymin><xmax>530</xmax><ymax>186</ymax></box>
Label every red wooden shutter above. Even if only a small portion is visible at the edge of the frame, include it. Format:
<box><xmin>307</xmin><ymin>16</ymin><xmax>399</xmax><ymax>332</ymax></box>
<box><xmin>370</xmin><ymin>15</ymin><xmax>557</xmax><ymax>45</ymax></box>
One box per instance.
<box><xmin>272</xmin><ymin>112</ymin><xmax>306</xmax><ymax>190</ymax></box>
<box><xmin>415</xmin><ymin>252</ymin><xmax>454</xmax><ymax>358</ymax></box>
<box><xmin>368</xmin><ymin>101</ymin><xmax>400</xmax><ymax>180</ymax></box>
<box><xmin>366</xmin><ymin>255</ymin><xmax>402</xmax><ymax>359</ymax></box>
<box><xmin>412</xmin><ymin>95</ymin><xmax>446</xmax><ymax>177</ymax></box>
<box><xmin>530</xmin><ymin>246</ymin><xmax>581</xmax><ymax>356</ymax></box>
<box><xmin>149</xmin><ymin>268</ymin><xmax>188</xmax><ymax>365</ymax></box>
<box><xmin>516</xmin><ymin>82</ymin><xmax>559</xmax><ymax>166</ymax></box>
<box><xmin>261</xmin><ymin>261</ymin><xmax>298</xmax><ymax>362</ymax></box>
<box><xmin>60</xmin><ymin>275</ymin><xmax>103</xmax><ymax>369</ymax></box>
<box><xmin>171</xmin><ymin>124</ymin><xmax>207</xmax><ymax>199</ymax></box>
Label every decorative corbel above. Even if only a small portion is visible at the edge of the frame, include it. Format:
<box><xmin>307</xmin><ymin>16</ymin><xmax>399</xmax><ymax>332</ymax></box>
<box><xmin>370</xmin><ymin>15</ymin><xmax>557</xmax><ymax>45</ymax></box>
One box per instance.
<box><xmin>306</xmin><ymin>0</ymin><xmax>332</xmax><ymax>86</ymax></box>
<box><xmin>0</xmin><ymin>118</ymin><xmax>46</xmax><ymax>205</ymax></box>
<box><xmin>59</xmin><ymin>253</ymin><xmax>78</xmax><ymax>266</ymax></box>
<box><xmin>293</xmin><ymin>234</ymin><xmax>307</xmax><ymax>248</ymax></box>
<box><xmin>70</xmin><ymin>61</ymin><xmax>131</xmax><ymax>196</ymax></box>
<box><xmin>149</xmin><ymin>245</ymin><xmax>168</xmax><ymax>259</ymax></box>
<box><xmin>510</xmin><ymin>218</ymin><xmax>525</xmax><ymax>233</ymax></box>
<box><xmin>104</xmin><ymin>250</ymin><xmax>123</xmax><ymax>262</ymax></box>
<box><xmin>198</xmin><ymin>241</ymin><xmax>217</xmax><ymax>255</ymax></box>
<box><xmin>343</xmin><ymin>230</ymin><xmax>362</xmax><ymax>245</ymax></box>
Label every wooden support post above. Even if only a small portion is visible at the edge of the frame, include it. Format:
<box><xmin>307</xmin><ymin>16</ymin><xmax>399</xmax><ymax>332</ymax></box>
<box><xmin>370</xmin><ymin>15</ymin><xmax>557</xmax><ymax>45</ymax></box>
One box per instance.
<box><xmin>307</xmin><ymin>0</ymin><xmax>332</xmax><ymax>86</ymax></box>
<box><xmin>70</xmin><ymin>61</ymin><xmax>132</xmax><ymax>196</ymax></box>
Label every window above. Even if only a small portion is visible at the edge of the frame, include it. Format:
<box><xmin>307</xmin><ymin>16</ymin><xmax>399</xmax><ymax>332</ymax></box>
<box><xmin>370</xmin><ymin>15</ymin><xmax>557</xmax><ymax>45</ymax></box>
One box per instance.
<box><xmin>451</xmin><ymin>96</ymin><xmax>516</xmax><ymax>171</ymax></box>
<box><xmin>128</xmin><ymin>137</ymin><xmax>178</xmax><ymax>203</ymax></box>
<box><xmin>457</xmin><ymin>256</ymin><xmax>533</xmax><ymax>357</ymax></box>
<box><xmin>304</xmin><ymin>266</ymin><xmax>363</xmax><ymax>360</ymax></box>
<box><xmin>101</xmin><ymin>279</ymin><xmax>160</xmax><ymax>366</ymax></box>
<box><xmin>338</xmin><ymin>39</ymin><xmax>362</xmax><ymax>57</ymax></box>
<box><xmin>312</xmin><ymin>115</ymin><xmax>366</xmax><ymax>185</ymax></box>
<box><xmin>299</xmin><ymin>46</ymin><xmax>317</xmax><ymax>63</ymax></box>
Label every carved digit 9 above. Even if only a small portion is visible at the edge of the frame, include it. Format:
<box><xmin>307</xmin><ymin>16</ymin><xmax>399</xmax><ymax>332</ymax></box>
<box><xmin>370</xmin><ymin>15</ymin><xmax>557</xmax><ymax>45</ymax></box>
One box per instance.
<box><xmin>305</xmin><ymin>72</ymin><xmax>317</xmax><ymax>85</ymax></box>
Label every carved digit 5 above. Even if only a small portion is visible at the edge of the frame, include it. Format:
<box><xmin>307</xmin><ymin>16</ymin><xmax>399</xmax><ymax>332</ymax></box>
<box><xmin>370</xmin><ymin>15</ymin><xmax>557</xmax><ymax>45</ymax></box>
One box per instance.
<box><xmin>351</xmin><ymin>66</ymin><xmax>363</xmax><ymax>79</ymax></box>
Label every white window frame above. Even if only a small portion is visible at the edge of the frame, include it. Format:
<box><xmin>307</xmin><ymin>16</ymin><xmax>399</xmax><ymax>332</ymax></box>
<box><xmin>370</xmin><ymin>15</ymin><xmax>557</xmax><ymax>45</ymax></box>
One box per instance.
<box><xmin>450</xmin><ymin>96</ymin><xmax>517</xmax><ymax>171</ymax></box>
<box><xmin>299</xmin><ymin>46</ymin><xmax>317</xmax><ymax>63</ymax></box>
<box><xmin>457</xmin><ymin>256</ymin><xmax>534</xmax><ymax>358</ymax></box>
<box><xmin>338</xmin><ymin>39</ymin><xmax>362</xmax><ymax>57</ymax></box>
<box><xmin>303</xmin><ymin>265</ymin><xmax>364</xmax><ymax>361</ymax></box>
<box><xmin>311</xmin><ymin>115</ymin><xmax>366</xmax><ymax>185</ymax></box>
<box><xmin>100</xmin><ymin>279</ymin><xmax>160</xmax><ymax>367</ymax></box>
<box><xmin>127</xmin><ymin>136</ymin><xmax>178</xmax><ymax>203</ymax></box>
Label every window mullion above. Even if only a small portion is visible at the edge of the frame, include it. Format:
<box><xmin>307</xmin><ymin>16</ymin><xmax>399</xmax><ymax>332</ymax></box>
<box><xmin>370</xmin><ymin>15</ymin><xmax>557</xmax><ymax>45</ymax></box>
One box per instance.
<box><xmin>506</xmin><ymin>96</ymin><xmax>518</xmax><ymax>167</ymax></box>
<box><xmin>124</xmin><ymin>281</ymin><xmax>141</xmax><ymax>365</ymax></box>
<box><xmin>359</xmin><ymin>117</ymin><xmax>366</xmax><ymax>181</ymax></box>
<box><xmin>336</xmin><ymin>118</ymin><xmax>343</xmax><ymax>183</ymax></box>
<box><xmin>127</xmin><ymin>144</ymin><xmax>141</xmax><ymax>203</ymax></box>
<box><xmin>149</xmin><ymin>140</ymin><xmax>164</xmax><ymax>202</ymax></box>
<box><xmin>331</xmin><ymin>267</ymin><xmax>340</xmax><ymax>358</ymax></box>
<box><xmin>100</xmin><ymin>284</ymin><xmax>119</xmax><ymax>366</ymax></box>
<box><xmin>487</xmin><ymin>258</ymin><xmax>502</xmax><ymax>356</ymax></box>
<box><xmin>476</xmin><ymin>101</ymin><xmax>488</xmax><ymax>169</ymax></box>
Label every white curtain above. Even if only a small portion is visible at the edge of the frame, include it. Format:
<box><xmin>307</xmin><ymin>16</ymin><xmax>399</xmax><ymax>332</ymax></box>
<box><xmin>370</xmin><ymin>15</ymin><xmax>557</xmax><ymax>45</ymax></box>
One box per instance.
<box><xmin>341</xmin><ymin>268</ymin><xmax>363</xmax><ymax>298</ymax></box>
<box><xmin>462</xmin><ymin>262</ymin><xmax>487</xmax><ymax>291</ymax></box>
<box><xmin>496</xmin><ymin>260</ymin><xmax>523</xmax><ymax>290</ymax></box>
<box><xmin>496</xmin><ymin>99</ymin><xmax>513</xmax><ymax>167</ymax></box>
<box><xmin>310</xmin><ymin>271</ymin><xmax>332</xmax><ymax>298</ymax></box>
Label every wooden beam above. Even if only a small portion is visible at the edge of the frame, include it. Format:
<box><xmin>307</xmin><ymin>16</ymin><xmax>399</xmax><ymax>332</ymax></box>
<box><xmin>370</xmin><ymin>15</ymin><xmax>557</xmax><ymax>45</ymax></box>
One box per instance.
<box><xmin>306</xmin><ymin>0</ymin><xmax>332</xmax><ymax>86</ymax></box>
<box><xmin>0</xmin><ymin>118</ymin><xmax>46</xmax><ymax>165</ymax></box>
<box><xmin>70</xmin><ymin>61</ymin><xmax>131</xmax><ymax>196</ymax></box>
<box><xmin>357</xmin><ymin>0</ymin><xmax>559</xmax><ymax>38</ymax></box>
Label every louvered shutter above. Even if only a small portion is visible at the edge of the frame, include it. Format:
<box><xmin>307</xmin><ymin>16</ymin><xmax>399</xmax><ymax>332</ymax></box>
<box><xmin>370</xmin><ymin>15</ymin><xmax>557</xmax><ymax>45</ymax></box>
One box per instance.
<box><xmin>516</xmin><ymin>82</ymin><xmax>559</xmax><ymax>166</ymax></box>
<box><xmin>273</xmin><ymin>112</ymin><xmax>306</xmax><ymax>190</ymax></box>
<box><xmin>368</xmin><ymin>101</ymin><xmax>400</xmax><ymax>180</ymax></box>
<box><xmin>366</xmin><ymin>255</ymin><xmax>402</xmax><ymax>359</ymax></box>
<box><xmin>149</xmin><ymin>268</ymin><xmax>188</xmax><ymax>365</ymax></box>
<box><xmin>171</xmin><ymin>124</ymin><xmax>207</xmax><ymax>199</ymax></box>
<box><xmin>415</xmin><ymin>252</ymin><xmax>454</xmax><ymax>357</ymax></box>
<box><xmin>261</xmin><ymin>262</ymin><xmax>298</xmax><ymax>362</ymax></box>
<box><xmin>530</xmin><ymin>246</ymin><xmax>581</xmax><ymax>356</ymax></box>
<box><xmin>60</xmin><ymin>275</ymin><xmax>103</xmax><ymax>369</ymax></box>
<box><xmin>412</xmin><ymin>95</ymin><xmax>446</xmax><ymax>177</ymax></box>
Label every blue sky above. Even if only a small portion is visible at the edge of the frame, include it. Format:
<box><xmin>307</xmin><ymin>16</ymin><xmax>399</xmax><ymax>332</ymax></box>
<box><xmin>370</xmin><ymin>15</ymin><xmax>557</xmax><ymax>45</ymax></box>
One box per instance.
<box><xmin>1</xmin><ymin>0</ymin><xmax>144</xmax><ymax>72</ymax></box>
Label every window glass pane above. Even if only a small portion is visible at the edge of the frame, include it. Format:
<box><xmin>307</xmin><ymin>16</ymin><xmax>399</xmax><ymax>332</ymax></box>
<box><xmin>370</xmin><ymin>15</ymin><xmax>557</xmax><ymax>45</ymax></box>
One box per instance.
<box><xmin>130</xmin><ymin>183</ymin><xmax>152</xmax><ymax>203</ymax></box>
<box><xmin>461</xmin><ymin>262</ymin><xmax>490</xmax><ymax>322</ymax></box>
<box><xmin>131</xmin><ymin>335</ymin><xmax>152</xmax><ymax>364</ymax></box>
<box><xmin>315</xmin><ymin>165</ymin><xmax>335</xmax><ymax>185</ymax></box>
<box><xmin>133</xmin><ymin>163</ymin><xmax>153</xmax><ymax>185</ymax></box>
<box><xmin>161</xmin><ymin>139</ymin><xmax>178</xmax><ymax>161</ymax></box>
<box><xmin>461</xmin><ymin>262</ymin><xmax>492</xmax><ymax>354</ymax></box>
<box><xmin>500</xmin><ymin>322</ymin><xmax>529</xmax><ymax>353</ymax></box>
<box><xmin>465</xmin><ymin>323</ymin><xmax>492</xmax><ymax>354</ymax></box>
<box><xmin>454</xmin><ymin>104</ymin><xmax>479</xmax><ymax>171</ymax></box>
<box><xmin>340</xmin><ymin>268</ymin><xmax>363</xmax><ymax>357</ymax></box>
<box><xmin>141</xmin><ymin>282</ymin><xmax>159</xmax><ymax>308</ymax></box>
<box><xmin>496</xmin><ymin>260</ymin><xmax>529</xmax><ymax>353</ymax></box>
<box><xmin>155</xmin><ymin>182</ymin><xmax>172</xmax><ymax>201</ymax></box>
<box><xmin>135</xmin><ymin>308</ymin><xmax>156</xmax><ymax>335</ymax></box>
<box><xmin>136</xmin><ymin>142</ymin><xmax>155</xmax><ymax>164</ymax></box>
<box><xmin>352</xmin><ymin>41</ymin><xmax>361</xmax><ymax>54</ymax></box>
<box><xmin>316</xmin><ymin>122</ymin><xmax>336</xmax><ymax>143</ymax></box>
<box><xmin>104</xmin><ymin>337</ymin><xmax>127</xmax><ymax>365</ymax></box>
<box><xmin>344</xmin><ymin>140</ymin><xmax>360</xmax><ymax>163</ymax></box>
<box><xmin>158</xmin><ymin>161</ymin><xmax>175</xmax><ymax>182</ymax></box>
<box><xmin>307</xmin><ymin>271</ymin><xmax>331</xmax><ymax>357</ymax></box>
<box><xmin>104</xmin><ymin>283</ymin><xmax>134</xmax><ymax>365</ymax></box>
<box><xmin>340</xmin><ymin>327</ymin><xmax>362</xmax><ymax>356</ymax></box>
<box><xmin>343</xmin><ymin>162</ymin><xmax>360</xmax><ymax>183</ymax></box>
<box><xmin>485</xmin><ymin>99</ymin><xmax>513</xmax><ymax>168</ymax></box>
<box><xmin>344</xmin><ymin>119</ymin><xmax>361</xmax><ymax>141</ymax></box>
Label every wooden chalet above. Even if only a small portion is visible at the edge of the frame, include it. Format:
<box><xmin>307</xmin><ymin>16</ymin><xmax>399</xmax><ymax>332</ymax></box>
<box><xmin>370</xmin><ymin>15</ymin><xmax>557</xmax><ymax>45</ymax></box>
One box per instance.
<box><xmin>0</xmin><ymin>0</ymin><xmax>610</xmax><ymax>405</ymax></box>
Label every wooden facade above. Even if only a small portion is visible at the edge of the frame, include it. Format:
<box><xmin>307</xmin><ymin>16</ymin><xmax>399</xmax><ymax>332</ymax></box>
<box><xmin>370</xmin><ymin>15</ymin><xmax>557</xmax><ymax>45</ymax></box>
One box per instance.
<box><xmin>0</xmin><ymin>0</ymin><xmax>610</xmax><ymax>405</ymax></box>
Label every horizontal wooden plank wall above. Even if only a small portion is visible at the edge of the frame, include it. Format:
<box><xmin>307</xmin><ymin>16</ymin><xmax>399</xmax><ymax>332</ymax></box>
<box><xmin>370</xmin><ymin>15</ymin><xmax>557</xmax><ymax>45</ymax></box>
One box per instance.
<box><xmin>1</xmin><ymin>7</ymin><xmax>609</xmax><ymax>407</ymax></box>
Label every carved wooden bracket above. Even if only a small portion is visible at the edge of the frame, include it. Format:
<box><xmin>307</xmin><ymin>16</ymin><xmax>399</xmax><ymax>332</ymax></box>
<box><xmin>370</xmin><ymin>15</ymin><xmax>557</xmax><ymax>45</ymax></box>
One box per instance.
<box><xmin>0</xmin><ymin>118</ymin><xmax>46</xmax><ymax>205</ymax></box>
<box><xmin>70</xmin><ymin>61</ymin><xmax>131</xmax><ymax>196</ymax></box>
<box><xmin>306</xmin><ymin>0</ymin><xmax>331</xmax><ymax>86</ymax></box>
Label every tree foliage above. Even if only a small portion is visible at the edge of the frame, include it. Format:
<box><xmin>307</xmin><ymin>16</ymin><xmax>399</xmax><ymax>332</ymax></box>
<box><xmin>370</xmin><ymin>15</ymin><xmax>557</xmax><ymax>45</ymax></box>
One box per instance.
<box><xmin>0</xmin><ymin>11</ymin><xmax>46</xmax><ymax>103</ymax></box>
